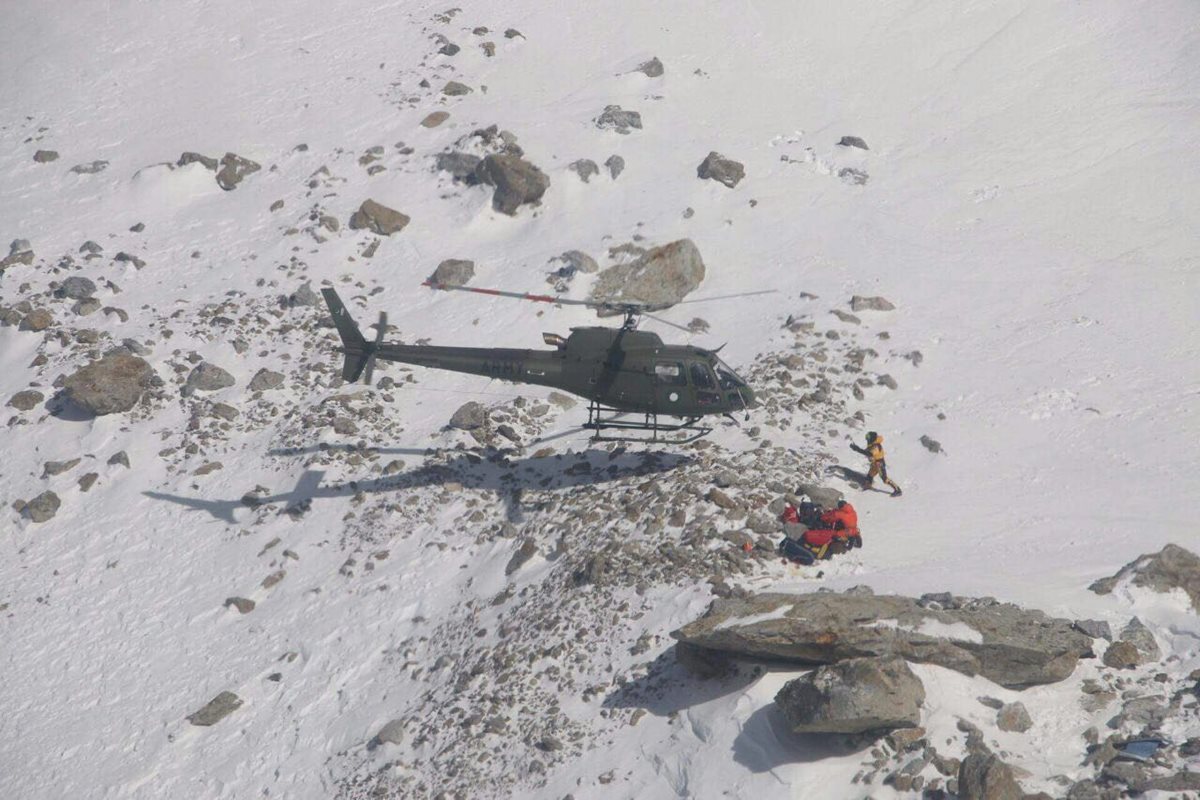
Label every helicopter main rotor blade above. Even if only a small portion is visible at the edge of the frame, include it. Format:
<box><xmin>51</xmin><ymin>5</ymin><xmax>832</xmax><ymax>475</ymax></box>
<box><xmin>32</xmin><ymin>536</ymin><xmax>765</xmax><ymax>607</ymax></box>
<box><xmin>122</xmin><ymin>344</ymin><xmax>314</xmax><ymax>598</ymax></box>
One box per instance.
<box><xmin>639</xmin><ymin>310</ymin><xmax>695</xmax><ymax>334</ymax></box>
<box><xmin>671</xmin><ymin>289</ymin><xmax>778</xmax><ymax>305</ymax></box>
<box><xmin>423</xmin><ymin>280</ymin><xmax>639</xmax><ymax>314</ymax></box>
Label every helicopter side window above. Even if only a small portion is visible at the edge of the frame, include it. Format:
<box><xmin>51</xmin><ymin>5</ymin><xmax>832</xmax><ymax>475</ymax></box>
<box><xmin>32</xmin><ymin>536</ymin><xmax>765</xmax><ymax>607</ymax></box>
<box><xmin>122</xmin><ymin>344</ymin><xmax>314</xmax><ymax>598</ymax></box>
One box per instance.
<box><xmin>715</xmin><ymin>358</ymin><xmax>746</xmax><ymax>390</ymax></box>
<box><xmin>689</xmin><ymin>362</ymin><xmax>716</xmax><ymax>389</ymax></box>
<box><xmin>654</xmin><ymin>362</ymin><xmax>687</xmax><ymax>386</ymax></box>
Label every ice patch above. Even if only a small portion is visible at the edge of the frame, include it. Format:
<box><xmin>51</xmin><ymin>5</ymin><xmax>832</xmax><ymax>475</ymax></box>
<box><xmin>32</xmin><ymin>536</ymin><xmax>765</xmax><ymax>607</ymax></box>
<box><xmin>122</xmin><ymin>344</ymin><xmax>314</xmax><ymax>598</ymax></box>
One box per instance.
<box><xmin>714</xmin><ymin>604</ymin><xmax>792</xmax><ymax>630</ymax></box>
<box><xmin>912</xmin><ymin>617</ymin><xmax>984</xmax><ymax>644</ymax></box>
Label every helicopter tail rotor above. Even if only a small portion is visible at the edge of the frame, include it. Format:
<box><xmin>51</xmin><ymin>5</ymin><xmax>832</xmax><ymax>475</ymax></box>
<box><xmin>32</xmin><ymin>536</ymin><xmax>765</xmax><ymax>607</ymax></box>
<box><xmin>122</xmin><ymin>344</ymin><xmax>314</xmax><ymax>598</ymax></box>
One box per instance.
<box><xmin>321</xmin><ymin>288</ymin><xmax>381</xmax><ymax>384</ymax></box>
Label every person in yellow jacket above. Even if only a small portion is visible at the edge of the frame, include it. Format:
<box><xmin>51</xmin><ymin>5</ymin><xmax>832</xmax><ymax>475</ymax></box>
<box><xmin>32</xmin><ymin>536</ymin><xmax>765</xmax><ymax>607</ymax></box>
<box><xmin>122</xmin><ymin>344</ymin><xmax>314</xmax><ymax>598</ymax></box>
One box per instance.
<box><xmin>851</xmin><ymin>431</ymin><xmax>903</xmax><ymax>497</ymax></box>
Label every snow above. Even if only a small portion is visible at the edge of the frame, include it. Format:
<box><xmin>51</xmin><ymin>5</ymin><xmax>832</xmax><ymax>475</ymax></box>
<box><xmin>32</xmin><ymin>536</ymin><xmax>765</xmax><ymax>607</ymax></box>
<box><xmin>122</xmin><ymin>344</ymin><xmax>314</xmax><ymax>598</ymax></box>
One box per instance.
<box><xmin>3</xmin><ymin>0</ymin><xmax>1200</xmax><ymax>798</ymax></box>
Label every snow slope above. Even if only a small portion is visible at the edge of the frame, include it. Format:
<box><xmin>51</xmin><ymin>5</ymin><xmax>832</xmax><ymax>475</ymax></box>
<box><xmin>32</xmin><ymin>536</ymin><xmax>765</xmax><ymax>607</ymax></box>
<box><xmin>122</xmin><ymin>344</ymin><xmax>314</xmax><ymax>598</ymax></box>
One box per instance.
<box><xmin>2</xmin><ymin>1</ymin><xmax>1199</xmax><ymax>798</ymax></box>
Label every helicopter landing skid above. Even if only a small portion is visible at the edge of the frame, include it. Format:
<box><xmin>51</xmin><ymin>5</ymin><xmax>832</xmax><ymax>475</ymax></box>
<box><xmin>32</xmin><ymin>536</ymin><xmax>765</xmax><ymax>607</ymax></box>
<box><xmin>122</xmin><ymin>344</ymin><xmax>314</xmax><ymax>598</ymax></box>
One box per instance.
<box><xmin>583</xmin><ymin>401</ymin><xmax>712</xmax><ymax>444</ymax></box>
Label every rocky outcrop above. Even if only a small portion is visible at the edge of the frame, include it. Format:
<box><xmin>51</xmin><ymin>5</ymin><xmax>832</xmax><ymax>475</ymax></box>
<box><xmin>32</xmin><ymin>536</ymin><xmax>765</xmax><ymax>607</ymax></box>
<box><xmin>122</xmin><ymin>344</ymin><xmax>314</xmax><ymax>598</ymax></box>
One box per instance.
<box><xmin>595</xmin><ymin>105</ymin><xmax>642</xmax><ymax>134</ymax></box>
<box><xmin>474</xmin><ymin>154</ymin><xmax>549</xmax><ymax>215</ymax></box>
<box><xmin>349</xmin><ymin>199</ymin><xmax>410</xmax><ymax>235</ymax></box>
<box><xmin>697</xmin><ymin>151</ymin><xmax>745</xmax><ymax>188</ymax></box>
<box><xmin>775</xmin><ymin>656</ymin><xmax>924</xmax><ymax>734</ymax></box>
<box><xmin>589</xmin><ymin>239</ymin><xmax>705</xmax><ymax>313</ymax></box>
<box><xmin>429</xmin><ymin>259</ymin><xmax>475</xmax><ymax>287</ymax></box>
<box><xmin>1089</xmin><ymin>544</ymin><xmax>1200</xmax><ymax>612</ymax></box>
<box><xmin>62</xmin><ymin>352</ymin><xmax>154</xmax><ymax>416</ymax></box>
<box><xmin>672</xmin><ymin>590</ymin><xmax>1094</xmax><ymax>688</ymax></box>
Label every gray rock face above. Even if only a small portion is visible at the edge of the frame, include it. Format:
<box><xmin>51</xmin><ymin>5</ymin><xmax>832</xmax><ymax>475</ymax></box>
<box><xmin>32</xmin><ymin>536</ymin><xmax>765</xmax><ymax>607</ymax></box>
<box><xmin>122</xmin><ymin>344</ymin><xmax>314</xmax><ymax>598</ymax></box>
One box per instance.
<box><xmin>795</xmin><ymin>482</ymin><xmax>844</xmax><ymax>509</ymax></box>
<box><xmin>349</xmin><ymin>199</ymin><xmax>410</xmax><ymax>235</ymax></box>
<box><xmin>958</xmin><ymin>754</ymin><xmax>1025</xmax><ymax>800</ymax></box>
<box><xmin>216</xmin><ymin>152</ymin><xmax>261</xmax><ymax>190</ymax></box>
<box><xmin>589</xmin><ymin>239</ymin><xmax>705</xmax><ymax>313</ymax></box>
<box><xmin>838</xmin><ymin>136</ymin><xmax>869</xmax><ymax>150</ymax></box>
<box><xmin>1090</xmin><ymin>544</ymin><xmax>1200</xmax><ymax>612</ymax></box>
<box><xmin>183</xmin><ymin>363</ymin><xmax>235</xmax><ymax>396</ymax></box>
<box><xmin>57</xmin><ymin>276</ymin><xmax>97</xmax><ymax>300</ymax></box>
<box><xmin>775</xmin><ymin>656</ymin><xmax>924</xmax><ymax>734</ymax></box>
<box><xmin>70</xmin><ymin>160</ymin><xmax>109</xmax><ymax>174</ymax></box>
<box><xmin>996</xmin><ymin>701</ymin><xmax>1032</xmax><ymax>732</ymax></box>
<box><xmin>850</xmin><ymin>295</ymin><xmax>895</xmax><ymax>312</ymax></box>
<box><xmin>604</xmin><ymin>154</ymin><xmax>625</xmax><ymax>180</ymax></box>
<box><xmin>595</xmin><ymin>105</ymin><xmax>642</xmax><ymax>134</ymax></box>
<box><xmin>672</xmin><ymin>591</ymin><xmax>1094</xmax><ymax>688</ymax></box>
<box><xmin>63</xmin><ymin>352</ymin><xmax>154</xmax><ymax>415</ymax></box>
<box><xmin>1116</xmin><ymin>617</ymin><xmax>1160</xmax><ymax>662</ymax></box>
<box><xmin>34</xmin><ymin>150</ymin><xmax>59</xmax><ymax>163</ymax></box>
<box><xmin>635</xmin><ymin>57</ymin><xmax>664</xmax><ymax>77</ymax></box>
<box><xmin>429</xmin><ymin>259</ymin><xmax>475</xmax><ymax>287</ymax></box>
<box><xmin>289</xmin><ymin>282</ymin><xmax>321</xmax><ymax>308</ymax></box>
<box><xmin>26</xmin><ymin>490</ymin><xmax>61</xmax><ymax>523</ymax></box>
<box><xmin>8</xmin><ymin>389</ymin><xmax>44</xmax><ymax>411</ymax></box>
<box><xmin>449</xmin><ymin>401</ymin><xmax>487</xmax><ymax>430</ymax></box>
<box><xmin>436</xmin><ymin>151</ymin><xmax>483</xmax><ymax>182</ymax></box>
<box><xmin>474</xmin><ymin>154</ymin><xmax>549</xmax><ymax>215</ymax></box>
<box><xmin>569</xmin><ymin>159</ymin><xmax>599</xmax><ymax>183</ymax></box>
<box><xmin>248</xmin><ymin>368</ymin><xmax>285</xmax><ymax>392</ymax></box>
<box><xmin>697</xmin><ymin>151</ymin><xmax>745</xmax><ymax>188</ymax></box>
<box><xmin>187</xmin><ymin>691</ymin><xmax>243</xmax><ymax>726</ymax></box>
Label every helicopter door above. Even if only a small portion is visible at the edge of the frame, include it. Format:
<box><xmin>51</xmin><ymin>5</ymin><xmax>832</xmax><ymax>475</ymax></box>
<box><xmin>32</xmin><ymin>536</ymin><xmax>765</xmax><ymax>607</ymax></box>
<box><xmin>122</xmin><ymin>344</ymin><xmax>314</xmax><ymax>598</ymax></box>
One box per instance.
<box><xmin>688</xmin><ymin>361</ymin><xmax>722</xmax><ymax>408</ymax></box>
<box><xmin>653</xmin><ymin>360</ymin><xmax>688</xmax><ymax>413</ymax></box>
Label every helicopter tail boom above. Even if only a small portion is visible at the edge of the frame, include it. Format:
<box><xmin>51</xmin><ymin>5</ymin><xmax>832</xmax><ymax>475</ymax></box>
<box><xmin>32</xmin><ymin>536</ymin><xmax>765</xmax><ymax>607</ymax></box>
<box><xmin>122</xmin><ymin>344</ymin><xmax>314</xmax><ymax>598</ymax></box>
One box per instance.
<box><xmin>321</xmin><ymin>288</ymin><xmax>373</xmax><ymax>382</ymax></box>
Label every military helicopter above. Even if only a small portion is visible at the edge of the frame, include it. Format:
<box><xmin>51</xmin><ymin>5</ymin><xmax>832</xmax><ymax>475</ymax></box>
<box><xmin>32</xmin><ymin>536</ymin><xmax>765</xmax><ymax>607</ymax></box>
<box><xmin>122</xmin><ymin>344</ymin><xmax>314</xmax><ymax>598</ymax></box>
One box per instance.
<box><xmin>321</xmin><ymin>282</ymin><xmax>768</xmax><ymax>442</ymax></box>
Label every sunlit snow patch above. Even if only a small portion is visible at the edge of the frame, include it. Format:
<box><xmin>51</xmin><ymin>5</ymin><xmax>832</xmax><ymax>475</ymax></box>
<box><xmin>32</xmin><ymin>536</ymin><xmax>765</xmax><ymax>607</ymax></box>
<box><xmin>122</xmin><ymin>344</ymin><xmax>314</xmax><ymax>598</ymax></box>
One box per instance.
<box><xmin>713</xmin><ymin>604</ymin><xmax>792</xmax><ymax>631</ymax></box>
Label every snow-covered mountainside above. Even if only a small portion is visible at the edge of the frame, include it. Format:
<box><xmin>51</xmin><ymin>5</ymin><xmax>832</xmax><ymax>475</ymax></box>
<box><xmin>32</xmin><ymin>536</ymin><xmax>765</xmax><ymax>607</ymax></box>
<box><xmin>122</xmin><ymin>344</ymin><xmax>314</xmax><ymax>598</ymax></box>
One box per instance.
<box><xmin>3</xmin><ymin>2</ymin><xmax>1198</xmax><ymax>798</ymax></box>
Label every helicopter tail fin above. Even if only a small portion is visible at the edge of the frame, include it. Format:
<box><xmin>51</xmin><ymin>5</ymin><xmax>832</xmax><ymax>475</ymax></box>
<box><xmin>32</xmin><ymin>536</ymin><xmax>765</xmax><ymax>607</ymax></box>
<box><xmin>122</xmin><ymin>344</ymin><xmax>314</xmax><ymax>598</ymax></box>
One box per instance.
<box><xmin>321</xmin><ymin>288</ymin><xmax>371</xmax><ymax>382</ymax></box>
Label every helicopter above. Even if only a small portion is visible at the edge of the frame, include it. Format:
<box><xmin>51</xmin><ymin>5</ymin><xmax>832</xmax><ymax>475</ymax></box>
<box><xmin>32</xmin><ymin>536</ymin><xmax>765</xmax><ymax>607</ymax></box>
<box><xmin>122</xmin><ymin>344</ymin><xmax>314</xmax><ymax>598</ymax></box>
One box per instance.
<box><xmin>321</xmin><ymin>281</ymin><xmax>769</xmax><ymax>442</ymax></box>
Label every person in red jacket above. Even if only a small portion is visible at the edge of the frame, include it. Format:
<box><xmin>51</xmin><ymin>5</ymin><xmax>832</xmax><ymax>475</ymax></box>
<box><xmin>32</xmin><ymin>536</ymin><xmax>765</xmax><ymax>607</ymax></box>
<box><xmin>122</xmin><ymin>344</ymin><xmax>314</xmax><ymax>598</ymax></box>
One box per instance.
<box><xmin>820</xmin><ymin>500</ymin><xmax>858</xmax><ymax>535</ymax></box>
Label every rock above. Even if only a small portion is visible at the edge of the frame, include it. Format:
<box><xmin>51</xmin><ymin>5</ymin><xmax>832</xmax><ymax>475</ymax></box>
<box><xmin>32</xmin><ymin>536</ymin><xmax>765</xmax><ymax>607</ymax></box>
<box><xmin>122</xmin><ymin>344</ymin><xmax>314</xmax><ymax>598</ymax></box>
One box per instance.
<box><xmin>114</xmin><ymin>251</ymin><xmax>146</xmax><ymax>269</ymax></box>
<box><xmin>504</xmin><ymin>28</ymin><xmax>523</xmax><ymax>39</ymax></box>
<box><xmin>349</xmin><ymin>199</ymin><xmax>410</xmax><ymax>235</ymax></box>
<box><xmin>548</xmin><ymin>251</ymin><xmax>599</xmax><ymax>284</ymax></box>
<box><xmin>78</xmin><ymin>473</ymin><xmax>98</xmax><ymax>492</ymax></box>
<box><xmin>568</xmin><ymin>159</ymin><xmax>599</xmax><ymax>183</ymax></box>
<box><xmin>850</xmin><ymin>295</ymin><xmax>895</xmax><ymax>312</ymax></box>
<box><xmin>595</xmin><ymin>105</ymin><xmax>642</xmax><ymax>134</ymax></box>
<box><xmin>1</xmin><ymin>240</ymin><xmax>35</xmax><ymax>270</ymax></box>
<box><xmin>505</xmin><ymin>538</ymin><xmax>538</xmax><ymax>575</ymax></box>
<box><xmin>996</xmin><ymin>702</ymin><xmax>1032</xmax><ymax>733</ymax></box>
<box><xmin>187</xmin><ymin>691</ymin><xmax>243</xmax><ymax>726</ymax></box>
<box><xmin>70</xmin><ymin>160</ymin><xmax>109</xmax><ymax>174</ymax></box>
<box><xmin>428</xmin><ymin>259</ymin><xmax>475</xmax><ymax>287</ymax></box>
<box><xmin>697</xmin><ymin>151</ymin><xmax>745</xmax><ymax>188</ymax></box>
<box><xmin>224</xmin><ymin>597</ymin><xmax>255</xmax><ymax>614</ymax></box>
<box><xmin>436</xmin><ymin>151</ymin><xmax>482</xmax><ymax>182</ymax></box>
<box><xmin>1089</xmin><ymin>544</ymin><xmax>1200</xmax><ymax>612</ymax></box>
<box><xmin>796</xmin><ymin>482</ymin><xmax>843</xmax><ymax>509</ymax></box>
<box><xmin>1116</xmin><ymin>617</ymin><xmax>1160</xmax><ymax>662</ymax></box>
<box><xmin>374</xmin><ymin>719</ymin><xmax>406</xmax><ymax>746</ymax></box>
<box><xmin>838</xmin><ymin>136</ymin><xmax>869</xmax><ymax>150</ymax></box>
<box><xmin>63</xmin><ymin>352</ymin><xmax>154</xmax><ymax>415</ymax></box>
<box><xmin>178</xmin><ymin>152</ymin><xmax>219</xmax><ymax>170</ymax></box>
<box><xmin>19</xmin><ymin>308</ymin><xmax>53</xmax><ymax>331</ymax></box>
<box><xmin>589</xmin><ymin>239</ymin><xmax>705</xmax><ymax>313</ymax></box>
<box><xmin>209</xmin><ymin>403</ymin><xmax>238</xmax><ymax>421</ymax></box>
<box><xmin>442</xmin><ymin>80</ymin><xmax>472</xmax><ymax>96</ymax></box>
<box><xmin>775</xmin><ymin>656</ymin><xmax>924</xmax><ymax>734</ymax></box>
<box><xmin>288</xmin><ymin>282</ymin><xmax>322</xmax><ymax>308</ymax></box>
<box><xmin>920</xmin><ymin>435</ymin><xmax>944</xmax><ymax>454</ymax></box>
<box><xmin>270</xmin><ymin>199</ymin><xmax>284</xmax><ymax>212</ymax></box>
<box><xmin>248</xmin><ymin>369</ymin><xmax>284</xmax><ymax>392</ymax></box>
<box><xmin>74</xmin><ymin>298</ymin><xmax>102</xmax><ymax>316</ymax></box>
<box><xmin>33</xmin><ymin>149</ymin><xmax>59</xmax><ymax>163</ymax></box>
<box><xmin>108</xmin><ymin>451</ymin><xmax>130</xmax><ymax>468</ymax></box>
<box><xmin>604</xmin><ymin>154</ymin><xmax>625</xmax><ymax>180</ymax></box>
<box><xmin>839</xmin><ymin>167</ymin><xmax>869</xmax><ymax>185</ymax></box>
<box><xmin>449</xmin><ymin>401</ymin><xmax>487</xmax><ymax>430</ymax></box>
<box><xmin>1101</xmin><ymin>641</ymin><xmax>1140</xmax><ymax>670</ymax></box>
<box><xmin>215</xmin><ymin>152</ymin><xmax>260</xmax><ymax>190</ymax></box>
<box><xmin>183</xmin><ymin>363</ymin><xmax>235</xmax><ymax>397</ymax></box>
<box><xmin>672</xmin><ymin>590</ymin><xmax>1094</xmax><ymax>688</ymax></box>
<box><xmin>421</xmin><ymin>111</ymin><xmax>450</xmax><ymax>128</ymax></box>
<box><xmin>438</xmin><ymin>42</ymin><xmax>460</xmax><ymax>56</ymax></box>
<box><xmin>707</xmin><ymin>487</ymin><xmax>738</xmax><ymax>509</ymax></box>
<box><xmin>635</xmin><ymin>57</ymin><xmax>664</xmax><ymax>77</ymax></box>
<box><xmin>25</xmin><ymin>490</ymin><xmax>61</xmax><ymax>523</ymax></box>
<box><xmin>8</xmin><ymin>390</ymin><xmax>44</xmax><ymax>411</ymax></box>
<box><xmin>675</xmin><ymin>641</ymin><xmax>732</xmax><ymax>679</ymax></box>
<box><xmin>958</xmin><ymin>754</ymin><xmax>1025</xmax><ymax>800</ymax></box>
<box><xmin>43</xmin><ymin>458</ymin><xmax>80</xmax><ymax>477</ymax></box>
<box><xmin>57</xmin><ymin>276</ymin><xmax>97</xmax><ymax>300</ymax></box>
<box><xmin>1072</xmin><ymin>619</ymin><xmax>1113</xmax><ymax>641</ymax></box>
<box><xmin>474</xmin><ymin>154</ymin><xmax>549</xmax><ymax>215</ymax></box>
<box><xmin>193</xmin><ymin>461</ymin><xmax>223</xmax><ymax>476</ymax></box>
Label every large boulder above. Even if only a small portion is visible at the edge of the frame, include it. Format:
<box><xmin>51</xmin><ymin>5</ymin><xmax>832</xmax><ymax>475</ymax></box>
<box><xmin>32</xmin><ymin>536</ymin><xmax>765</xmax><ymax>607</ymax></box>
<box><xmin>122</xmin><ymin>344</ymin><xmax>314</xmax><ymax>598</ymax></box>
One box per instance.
<box><xmin>589</xmin><ymin>239</ymin><xmax>705</xmax><ymax>314</ymax></box>
<box><xmin>215</xmin><ymin>152</ymin><xmax>260</xmax><ymax>190</ymax></box>
<box><xmin>435</xmin><ymin>151</ymin><xmax>482</xmax><ymax>182</ymax></box>
<box><xmin>62</xmin><ymin>352</ymin><xmax>154</xmax><ymax>415</ymax></box>
<box><xmin>775</xmin><ymin>656</ymin><xmax>924</xmax><ymax>734</ymax></box>
<box><xmin>428</xmin><ymin>259</ymin><xmax>475</xmax><ymax>287</ymax></box>
<box><xmin>1089</xmin><ymin>544</ymin><xmax>1200</xmax><ymax>612</ymax></box>
<box><xmin>25</xmin><ymin>490</ymin><xmax>61</xmax><ymax>523</ymax></box>
<box><xmin>697</xmin><ymin>151</ymin><xmax>745</xmax><ymax>188</ymax></box>
<box><xmin>672</xmin><ymin>590</ymin><xmax>1094</xmax><ymax>689</ymax></box>
<box><xmin>449</xmin><ymin>401</ymin><xmax>487</xmax><ymax>430</ymax></box>
<box><xmin>56</xmin><ymin>276</ymin><xmax>97</xmax><ymax>300</ymax></box>
<box><xmin>958</xmin><ymin>753</ymin><xmax>1026</xmax><ymax>800</ymax></box>
<box><xmin>183</xmin><ymin>363</ymin><xmax>235</xmax><ymax>396</ymax></box>
<box><xmin>796</xmin><ymin>482</ymin><xmax>844</xmax><ymax>509</ymax></box>
<box><xmin>474</xmin><ymin>154</ymin><xmax>549</xmax><ymax>215</ymax></box>
<box><xmin>595</xmin><ymin>105</ymin><xmax>642</xmax><ymax>134</ymax></box>
<box><xmin>349</xmin><ymin>199</ymin><xmax>410</xmax><ymax>235</ymax></box>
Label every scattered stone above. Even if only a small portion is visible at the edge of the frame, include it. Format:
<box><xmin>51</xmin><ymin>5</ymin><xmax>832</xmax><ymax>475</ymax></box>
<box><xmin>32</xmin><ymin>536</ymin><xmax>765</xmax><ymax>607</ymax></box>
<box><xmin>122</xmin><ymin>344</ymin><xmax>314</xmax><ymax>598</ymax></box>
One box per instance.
<box><xmin>707</xmin><ymin>487</ymin><xmax>738</xmax><ymax>509</ymax></box>
<box><xmin>215</xmin><ymin>152</ymin><xmax>261</xmax><ymax>190</ymax></box>
<box><xmin>70</xmin><ymin>160</ymin><xmax>109</xmax><ymax>174</ymax></box>
<box><xmin>43</xmin><ymin>458</ymin><xmax>81</xmax><ymax>477</ymax></box>
<box><xmin>697</xmin><ymin>151</ymin><xmax>745</xmax><ymax>188</ymax></box>
<box><xmin>224</xmin><ymin>597</ymin><xmax>256</xmax><ymax>614</ymax></box>
<box><xmin>56</xmin><ymin>276</ymin><xmax>97</xmax><ymax>300</ymax></box>
<box><xmin>114</xmin><ymin>251</ymin><xmax>146</xmax><ymax>269</ymax></box>
<box><xmin>262</xmin><ymin>570</ymin><xmax>286</xmax><ymax>589</ymax></box>
<box><xmin>33</xmin><ymin>149</ymin><xmax>59</xmax><ymax>163</ymax></box>
<box><xmin>183</xmin><ymin>363</ymin><xmax>235</xmax><ymax>396</ymax></box>
<box><xmin>1089</xmin><ymin>544</ymin><xmax>1200</xmax><ymax>611</ymax></box>
<box><xmin>74</xmin><ymin>298</ymin><xmax>102</xmax><ymax>316</ymax></box>
<box><xmin>505</xmin><ymin>538</ymin><xmax>538</xmax><ymax>575</ymax></box>
<box><xmin>775</xmin><ymin>656</ymin><xmax>925</xmax><ymax>734</ymax></box>
<box><xmin>438</xmin><ymin>42</ymin><xmax>460</xmax><ymax>56</ymax></box>
<box><xmin>108</xmin><ymin>451</ymin><xmax>130</xmax><ymax>468</ymax></box>
<box><xmin>1102</xmin><ymin>641</ymin><xmax>1140</xmax><ymax>670</ymax></box>
<box><xmin>474</xmin><ymin>154</ymin><xmax>550</xmax><ymax>215</ymax></box>
<box><xmin>449</xmin><ymin>401</ymin><xmax>487</xmax><ymax>430</ymax></box>
<box><xmin>248</xmin><ymin>369</ymin><xmax>285</xmax><ymax>392</ymax></box>
<box><xmin>443</xmin><ymin>80</ymin><xmax>473</xmax><ymax>96</ymax></box>
<box><xmin>589</xmin><ymin>239</ymin><xmax>705</xmax><ymax>312</ymax></box>
<box><xmin>187</xmin><ymin>691</ymin><xmax>243</xmax><ymax>726</ymax></box>
<box><xmin>178</xmin><ymin>152</ymin><xmax>219</xmax><ymax>170</ymax></box>
<box><xmin>1073</xmin><ymin>619</ymin><xmax>1113</xmax><ymax>641</ymax></box>
<box><xmin>25</xmin><ymin>490</ymin><xmax>61</xmax><ymax>523</ymax></box>
<box><xmin>635</xmin><ymin>57</ymin><xmax>664</xmax><ymax>77</ymax></box>
<box><xmin>19</xmin><ymin>308</ymin><xmax>53</xmax><ymax>332</ymax></box>
<box><xmin>421</xmin><ymin>111</ymin><xmax>450</xmax><ymax>128</ymax></box>
<box><xmin>920</xmin><ymin>435</ymin><xmax>944</xmax><ymax>454</ymax></box>
<box><xmin>1117</xmin><ymin>617</ymin><xmax>1160</xmax><ymax>662</ymax></box>
<box><xmin>850</xmin><ymin>295</ymin><xmax>895</xmax><ymax>312</ymax></box>
<box><xmin>568</xmin><ymin>159</ymin><xmax>599</xmax><ymax>183</ymax></box>
<box><xmin>595</xmin><ymin>105</ymin><xmax>642</xmax><ymax>134</ymax></box>
<box><xmin>604</xmin><ymin>154</ymin><xmax>625</xmax><ymax>180</ymax></box>
<box><xmin>958</xmin><ymin>754</ymin><xmax>1025</xmax><ymax>800</ymax></box>
<box><xmin>62</xmin><ymin>352</ymin><xmax>154</xmax><ymax>415</ymax></box>
<box><xmin>349</xmin><ymin>199</ymin><xmax>410</xmax><ymax>235</ymax></box>
<box><xmin>288</xmin><ymin>282</ymin><xmax>322</xmax><ymax>308</ymax></box>
<box><xmin>504</xmin><ymin>28</ymin><xmax>523</xmax><ymax>39</ymax></box>
<box><xmin>78</xmin><ymin>473</ymin><xmax>98</xmax><ymax>492</ymax></box>
<box><xmin>193</xmin><ymin>461</ymin><xmax>223</xmax><ymax>476</ymax></box>
<box><xmin>8</xmin><ymin>390</ymin><xmax>44</xmax><ymax>411</ymax></box>
<box><xmin>838</xmin><ymin>136</ymin><xmax>869</xmax><ymax>150</ymax></box>
<box><xmin>996</xmin><ymin>702</ymin><xmax>1032</xmax><ymax>733</ymax></box>
<box><xmin>270</xmin><ymin>199</ymin><xmax>284</xmax><ymax>212</ymax></box>
<box><xmin>429</xmin><ymin>259</ymin><xmax>475</xmax><ymax>287</ymax></box>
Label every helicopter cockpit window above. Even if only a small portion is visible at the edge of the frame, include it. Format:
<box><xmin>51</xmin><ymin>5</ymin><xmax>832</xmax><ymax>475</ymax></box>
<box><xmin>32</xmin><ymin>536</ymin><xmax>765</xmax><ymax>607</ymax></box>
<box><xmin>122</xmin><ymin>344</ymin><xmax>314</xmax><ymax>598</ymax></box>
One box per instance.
<box><xmin>715</xmin><ymin>358</ymin><xmax>747</xmax><ymax>390</ymax></box>
<box><xmin>654</xmin><ymin>361</ymin><xmax>687</xmax><ymax>386</ymax></box>
<box><xmin>689</xmin><ymin>362</ymin><xmax>716</xmax><ymax>389</ymax></box>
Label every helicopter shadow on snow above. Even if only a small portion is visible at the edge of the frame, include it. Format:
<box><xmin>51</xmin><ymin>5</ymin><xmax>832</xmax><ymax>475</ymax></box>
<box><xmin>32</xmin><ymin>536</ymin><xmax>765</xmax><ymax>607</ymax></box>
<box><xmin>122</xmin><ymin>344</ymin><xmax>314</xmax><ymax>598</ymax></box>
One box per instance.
<box><xmin>144</xmin><ymin>446</ymin><xmax>694</xmax><ymax>524</ymax></box>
